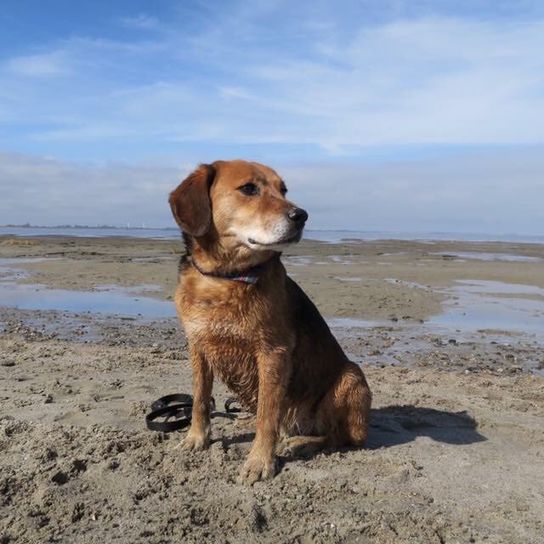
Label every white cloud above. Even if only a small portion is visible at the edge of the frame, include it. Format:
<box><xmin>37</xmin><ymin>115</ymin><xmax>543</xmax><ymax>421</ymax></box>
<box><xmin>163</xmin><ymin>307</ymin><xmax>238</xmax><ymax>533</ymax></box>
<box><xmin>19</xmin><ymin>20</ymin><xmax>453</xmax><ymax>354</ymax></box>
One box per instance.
<box><xmin>120</xmin><ymin>14</ymin><xmax>161</xmax><ymax>30</ymax></box>
<box><xmin>1</xmin><ymin>149</ymin><xmax>543</xmax><ymax>235</ymax></box>
<box><xmin>1</xmin><ymin>2</ymin><xmax>543</xmax><ymax>236</ymax></box>
<box><xmin>242</xmin><ymin>17</ymin><xmax>544</xmax><ymax>148</ymax></box>
<box><xmin>0</xmin><ymin>152</ymin><xmax>187</xmax><ymax>226</ymax></box>
<box><xmin>6</xmin><ymin>51</ymin><xmax>70</xmax><ymax>77</ymax></box>
<box><xmin>3</xmin><ymin>13</ymin><xmax>543</xmax><ymax>151</ymax></box>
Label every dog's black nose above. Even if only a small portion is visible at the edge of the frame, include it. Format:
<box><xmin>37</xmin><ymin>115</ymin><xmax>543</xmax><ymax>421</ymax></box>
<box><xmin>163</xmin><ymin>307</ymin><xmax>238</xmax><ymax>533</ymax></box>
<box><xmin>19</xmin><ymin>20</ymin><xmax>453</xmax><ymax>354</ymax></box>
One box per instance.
<box><xmin>288</xmin><ymin>207</ymin><xmax>308</xmax><ymax>224</ymax></box>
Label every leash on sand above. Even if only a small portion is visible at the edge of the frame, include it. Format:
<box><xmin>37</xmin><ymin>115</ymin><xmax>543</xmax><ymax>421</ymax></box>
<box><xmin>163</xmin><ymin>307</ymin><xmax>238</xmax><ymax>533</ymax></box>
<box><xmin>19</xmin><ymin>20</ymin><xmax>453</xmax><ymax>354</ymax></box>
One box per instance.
<box><xmin>145</xmin><ymin>394</ymin><xmax>242</xmax><ymax>432</ymax></box>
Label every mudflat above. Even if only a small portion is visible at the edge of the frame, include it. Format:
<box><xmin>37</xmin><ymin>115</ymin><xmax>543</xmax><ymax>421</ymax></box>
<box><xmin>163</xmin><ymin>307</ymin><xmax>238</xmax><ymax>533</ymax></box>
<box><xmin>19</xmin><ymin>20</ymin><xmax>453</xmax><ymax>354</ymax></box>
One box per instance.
<box><xmin>1</xmin><ymin>234</ymin><xmax>543</xmax><ymax>543</ymax></box>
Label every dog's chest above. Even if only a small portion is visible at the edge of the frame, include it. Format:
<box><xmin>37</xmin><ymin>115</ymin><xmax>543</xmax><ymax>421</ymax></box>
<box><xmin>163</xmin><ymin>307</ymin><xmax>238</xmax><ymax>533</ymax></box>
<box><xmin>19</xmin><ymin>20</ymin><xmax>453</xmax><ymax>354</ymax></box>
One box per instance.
<box><xmin>178</xmin><ymin>280</ymin><xmax>265</xmax><ymax>354</ymax></box>
<box><xmin>182</xmin><ymin>295</ymin><xmax>262</xmax><ymax>406</ymax></box>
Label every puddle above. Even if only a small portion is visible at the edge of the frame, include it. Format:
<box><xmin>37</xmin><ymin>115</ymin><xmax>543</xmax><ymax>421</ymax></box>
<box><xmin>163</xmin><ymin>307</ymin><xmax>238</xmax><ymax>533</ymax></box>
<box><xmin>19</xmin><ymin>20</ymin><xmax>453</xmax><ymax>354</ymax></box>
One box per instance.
<box><xmin>0</xmin><ymin>258</ymin><xmax>52</xmax><ymax>282</ymax></box>
<box><xmin>328</xmin><ymin>255</ymin><xmax>353</xmax><ymax>265</ymax></box>
<box><xmin>327</xmin><ymin>317</ymin><xmax>384</xmax><ymax>329</ymax></box>
<box><xmin>95</xmin><ymin>283</ymin><xmax>163</xmax><ymax>294</ymax></box>
<box><xmin>429</xmin><ymin>280</ymin><xmax>544</xmax><ymax>334</ymax></box>
<box><xmin>131</xmin><ymin>256</ymin><xmax>173</xmax><ymax>263</ymax></box>
<box><xmin>385</xmin><ymin>278</ymin><xmax>430</xmax><ymax>290</ymax></box>
<box><xmin>0</xmin><ymin>257</ymin><xmax>175</xmax><ymax>318</ymax></box>
<box><xmin>431</xmin><ymin>252</ymin><xmax>543</xmax><ymax>263</ymax></box>
<box><xmin>284</xmin><ymin>256</ymin><xmax>314</xmax><ymax>266</ymax></box>
<box><xmin>0</xmin><ymin>282</ymin><xmax>176</xmax><ymax>318</ymax></box>
<box><xmin>453</xmin><ymin>280</ymin><xmax>544</xmax><ymax>297</ymax></box>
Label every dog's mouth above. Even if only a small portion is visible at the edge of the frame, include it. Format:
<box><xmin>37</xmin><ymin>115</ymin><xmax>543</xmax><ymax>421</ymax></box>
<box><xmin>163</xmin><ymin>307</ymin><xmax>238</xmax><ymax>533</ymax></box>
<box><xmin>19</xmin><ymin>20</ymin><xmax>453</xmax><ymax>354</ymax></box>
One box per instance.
<box><xmin>247</xmin><ymin>230</ymin><xmax>303</xmax><ymax>248</ymax></box>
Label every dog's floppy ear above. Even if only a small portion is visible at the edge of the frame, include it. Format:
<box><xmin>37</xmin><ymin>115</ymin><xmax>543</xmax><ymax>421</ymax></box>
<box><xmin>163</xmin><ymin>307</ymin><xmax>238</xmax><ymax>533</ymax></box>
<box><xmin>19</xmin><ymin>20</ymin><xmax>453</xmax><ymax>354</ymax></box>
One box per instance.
<box><xmin>169</xmin><ymin>164</ymin><xmax>216</xmax><ymax>236</ymax></box>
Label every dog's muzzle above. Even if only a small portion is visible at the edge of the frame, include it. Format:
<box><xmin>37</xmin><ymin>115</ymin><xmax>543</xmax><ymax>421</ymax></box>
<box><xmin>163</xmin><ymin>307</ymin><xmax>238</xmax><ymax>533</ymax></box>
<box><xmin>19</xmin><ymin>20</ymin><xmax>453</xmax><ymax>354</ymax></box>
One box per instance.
<box><xmin>287</xmin><ymin>207</ymin><xmax>308</xmax><ymax>225</ymax></box>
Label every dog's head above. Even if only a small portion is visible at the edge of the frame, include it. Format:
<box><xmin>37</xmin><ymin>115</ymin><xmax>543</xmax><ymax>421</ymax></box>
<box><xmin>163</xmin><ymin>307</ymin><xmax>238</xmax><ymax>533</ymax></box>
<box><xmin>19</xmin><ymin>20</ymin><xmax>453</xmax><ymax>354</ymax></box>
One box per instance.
<box><xmin>169</xmin><ymin>160</ymin><xmax>308</xmax><ymax>254</ymax></box>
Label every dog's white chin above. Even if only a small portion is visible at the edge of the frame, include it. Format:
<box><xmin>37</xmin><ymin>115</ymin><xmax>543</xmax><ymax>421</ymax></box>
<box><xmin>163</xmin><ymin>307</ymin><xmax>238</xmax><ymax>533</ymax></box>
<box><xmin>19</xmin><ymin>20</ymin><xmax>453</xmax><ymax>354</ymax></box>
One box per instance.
<box><xmin>246</xmin><ymin>239</ymin><xmax>296</xmax><ymax>252</ymax></box>
<box><xmin>246</xmin><ymin>232</ymin><xmax>302</xmax><ymax>252</ymax></box>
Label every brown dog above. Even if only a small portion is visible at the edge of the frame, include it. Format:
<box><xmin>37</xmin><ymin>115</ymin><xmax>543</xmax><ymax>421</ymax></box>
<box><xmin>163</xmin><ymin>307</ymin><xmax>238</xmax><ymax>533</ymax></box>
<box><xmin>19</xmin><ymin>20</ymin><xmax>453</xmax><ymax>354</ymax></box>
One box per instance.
<box><xmin>169</xmin><ymin>160</ymin><xmax>371</xmax><ymax>483</ymax></box>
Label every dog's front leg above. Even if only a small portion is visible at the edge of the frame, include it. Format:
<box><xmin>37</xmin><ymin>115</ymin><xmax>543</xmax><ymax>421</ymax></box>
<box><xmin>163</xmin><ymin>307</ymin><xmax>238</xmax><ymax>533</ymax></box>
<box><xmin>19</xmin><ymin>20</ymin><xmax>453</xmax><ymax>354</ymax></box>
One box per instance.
<box><xmin>181</xmin><ymin>346</ymin><xmax>213</xmax><ymax>451</ymax></box>
<box><xmin>239</xmin><ymin>349</ymin><xmax>289</xmax><ymax>484</ymax></box>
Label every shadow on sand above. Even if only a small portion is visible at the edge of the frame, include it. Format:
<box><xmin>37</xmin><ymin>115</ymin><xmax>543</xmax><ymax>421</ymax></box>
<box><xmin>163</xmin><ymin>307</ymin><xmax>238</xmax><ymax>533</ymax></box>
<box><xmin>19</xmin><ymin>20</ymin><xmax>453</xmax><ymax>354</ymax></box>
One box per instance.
<box><xmin>367</xmin><ymin>405</ymin><xmax>486</xmax><ymax>449</ymax></box>
<box><xmin>217</xmin><ymin>405</ymin><xmax>486</xmax><ymax>454</ymax></box>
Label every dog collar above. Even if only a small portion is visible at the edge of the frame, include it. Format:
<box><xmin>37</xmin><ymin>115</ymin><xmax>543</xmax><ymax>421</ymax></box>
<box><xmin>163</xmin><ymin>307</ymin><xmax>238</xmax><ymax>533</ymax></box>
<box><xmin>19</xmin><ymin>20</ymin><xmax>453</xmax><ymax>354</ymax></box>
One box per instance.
<box><xmin>191</xmin><ymin>258</ymin><xmax>271</xmax><ymax>285</ymax></box>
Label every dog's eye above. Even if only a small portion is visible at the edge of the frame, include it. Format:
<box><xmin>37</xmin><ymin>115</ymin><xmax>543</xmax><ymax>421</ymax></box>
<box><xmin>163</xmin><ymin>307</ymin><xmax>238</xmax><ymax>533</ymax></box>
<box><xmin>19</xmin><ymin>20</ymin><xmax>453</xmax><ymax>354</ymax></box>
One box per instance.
<box><xmin>280</xmin><ymin>186</ymin><xmax>287</xmax><ymax>196</ymax></box>
<box><xmin>238</xmin><ymin>182</ymin><xmax>259</xmax><ymax>196</ymax></box>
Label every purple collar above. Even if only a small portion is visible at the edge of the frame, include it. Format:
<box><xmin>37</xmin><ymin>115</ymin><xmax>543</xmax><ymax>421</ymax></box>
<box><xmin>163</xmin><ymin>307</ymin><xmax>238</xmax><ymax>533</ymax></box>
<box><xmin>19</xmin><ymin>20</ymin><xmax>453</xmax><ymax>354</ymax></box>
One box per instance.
<box><xmin>191</xmin><ymin>257</ymin><xmax>272</xmax><ymax>285</ymax></box>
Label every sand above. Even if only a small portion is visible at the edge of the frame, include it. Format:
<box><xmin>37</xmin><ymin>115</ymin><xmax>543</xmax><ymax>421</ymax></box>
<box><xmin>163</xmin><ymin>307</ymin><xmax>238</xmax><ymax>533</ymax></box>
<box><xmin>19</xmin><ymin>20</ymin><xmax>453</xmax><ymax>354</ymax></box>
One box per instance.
<box><xmin>1</xmin><ymin>234</ymin><xmax>544</xmax><ymax>543</ymax></box>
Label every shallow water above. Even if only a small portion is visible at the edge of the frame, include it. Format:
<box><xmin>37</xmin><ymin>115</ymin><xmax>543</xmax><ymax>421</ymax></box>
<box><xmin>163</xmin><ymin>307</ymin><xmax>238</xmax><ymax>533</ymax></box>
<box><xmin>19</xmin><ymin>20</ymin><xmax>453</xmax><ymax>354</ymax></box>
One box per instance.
<box><xmin>429</xmin><ymin>280</ymin><xmax>544</xmax><ymax>334</ymax></box>
<box><xmin>431</xmin><ymin>252</ymin><xmax>543</xmax><ymax>263</ymax></box>
<box><xmin>385</xmin><ymin>278</ymin><xmax>430</xmax><ymax>290</ymax></box>
<box><xmin>283</xmin><ymin>256</ymin><xmax>314</xmax><ymax>266</ymax></box>
<box><xmin>327</xmin><ymin>317</ymin><xmax>385</xmax><ymax>328</ymax></box>
<box><xmin>1</xmin><ymin>257</ymin><xmax>543</xmax><ymax>337</ymax></box>
<box><xmin>3</xmin><ymin>225</ymin><xmax>544</xmax><ymax>244</ymax></box>
<box><xmin>453</xmin><ymin>279</ymin><xmax>544</xmax><ymax>297</ymax></box>
<box><xmin>0</xmin><ymin>282</ymin><xmax>176</xmax><ymax>318</ymax></box>
<box><xmin>0</xmin><ymin>258</ymin><xmax>53</xmax><ymax>282</ymax></box>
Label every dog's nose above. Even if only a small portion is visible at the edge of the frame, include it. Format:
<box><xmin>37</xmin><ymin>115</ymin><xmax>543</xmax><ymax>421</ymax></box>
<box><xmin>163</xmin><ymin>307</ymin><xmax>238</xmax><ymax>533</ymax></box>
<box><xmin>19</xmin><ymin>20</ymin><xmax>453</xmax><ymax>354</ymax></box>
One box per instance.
<box><xmin>288</xmin><ymin>207</ymin><xmax>308</xmax><ymax>224</ymax></box>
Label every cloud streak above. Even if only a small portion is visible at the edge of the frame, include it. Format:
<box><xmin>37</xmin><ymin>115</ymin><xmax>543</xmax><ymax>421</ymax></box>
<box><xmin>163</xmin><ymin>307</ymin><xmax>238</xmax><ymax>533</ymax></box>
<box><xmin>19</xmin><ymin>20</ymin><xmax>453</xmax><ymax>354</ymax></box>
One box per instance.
<box><xmin>1</xmin><ymin>4</ymin><xmax>543</xmax><ymax>155</ymax></box>
<box><xmin>1</xmin><ymin>148</ymin><xmax>543</xmax><ymax>234</ymax></box>
<box><xmin>1</xmin><ymin>1</ymin><xmax>543</xmax><ymax>234</ymax></box>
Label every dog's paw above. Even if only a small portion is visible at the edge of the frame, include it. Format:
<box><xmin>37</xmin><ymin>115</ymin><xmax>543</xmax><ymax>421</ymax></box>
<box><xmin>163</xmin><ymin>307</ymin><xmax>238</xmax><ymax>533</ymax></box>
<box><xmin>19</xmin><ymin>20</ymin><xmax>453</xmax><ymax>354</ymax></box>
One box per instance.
<box><xmin>238</xmin><ymin>454</ymin><xmax>277</xmax><ymax>485</ymax></box>
<box><xmin>178</xmin><ymin>429</ymin><xmax>210</xmax><ymax>452</ymax></box>
<box><xmin>276</xmin><ymin>439</ymin><xmax>296</xmax><ymax>458</ymax></box>
<box><xmin>277</xmin><ymin>435</ymin><xmax>327</xmax><ymax>459</ymax></box>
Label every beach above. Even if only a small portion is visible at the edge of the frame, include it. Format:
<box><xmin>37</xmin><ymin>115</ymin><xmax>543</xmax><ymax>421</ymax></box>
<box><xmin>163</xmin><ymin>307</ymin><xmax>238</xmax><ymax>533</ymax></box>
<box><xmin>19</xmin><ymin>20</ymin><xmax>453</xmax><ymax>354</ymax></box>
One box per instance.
<box><xmin>1</xmin><ymin>234</ymin><xmax>544</xmax><ymax>543</ymax></box>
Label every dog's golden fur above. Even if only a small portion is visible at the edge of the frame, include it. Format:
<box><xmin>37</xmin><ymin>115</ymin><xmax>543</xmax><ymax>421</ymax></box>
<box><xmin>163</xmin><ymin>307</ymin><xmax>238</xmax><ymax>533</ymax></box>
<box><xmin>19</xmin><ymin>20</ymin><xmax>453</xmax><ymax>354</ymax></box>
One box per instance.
<box><xmin>169</xmin><ymin>160</ymin><xmax>371</xmax><ymax>483</ymax></box>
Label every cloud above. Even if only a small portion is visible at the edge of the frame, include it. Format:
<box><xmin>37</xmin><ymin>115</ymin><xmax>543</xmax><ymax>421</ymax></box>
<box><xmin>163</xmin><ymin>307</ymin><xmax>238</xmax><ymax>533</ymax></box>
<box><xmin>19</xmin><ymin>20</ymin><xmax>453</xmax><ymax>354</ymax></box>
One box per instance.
<box><xmin>1</xmin><ymin>148</ymin><xmax>543</xmax><ymax>235</ymax></box>
<box><xmin>1</xmin><ymin>10</ymin><xmax>543</xmax><ymax>154</ymax></box>
<box><xmin>6</xmin><ymin>51</ymin><xmax>70</xmax><ymax>77</ymax></box>
<box><xmin>120</xmin><ymin>14</ymin><xmax>161</xmax><ymax>30</ymax></box>
<box><xmin>0</xmin><ymin>151</ymin><xmax>186</xmax><ymax>227</ymax></box>
<box><xmin>1</xmin><ymin>1</ymin><xmax>544</xmax><ymax>235</ymax></box>
<box><xmin>281</xmin><ymin>146</ymin><xmax>544</xmax><ymax>233</ymax></box>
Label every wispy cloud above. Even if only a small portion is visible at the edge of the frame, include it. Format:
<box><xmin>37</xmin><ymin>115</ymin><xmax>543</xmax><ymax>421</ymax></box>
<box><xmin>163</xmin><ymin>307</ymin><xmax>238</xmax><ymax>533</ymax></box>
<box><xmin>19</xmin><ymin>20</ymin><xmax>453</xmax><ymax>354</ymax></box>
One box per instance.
<box><xmin>6</xmin><ymin>51</ymin><xmax>70</xmax><ymax>77</ymax></box>
<box><xmin>1</xmin><ymin>147</ymin><xmax>543</xmax><ymax>234</ymax></box>
<box><xmin>1</xmin><ymin>1</ymin><xmax>543</xmax><ymax>233</ymax></box>
<box><xmin>1</xmin><ymin>8</ymin><xmax>543</xmax><ymax>153</ymax></box>
<box><xmin>120</xmin><ymin>14</ymin><xmax>161</xmax><ymax>30</ymax></box>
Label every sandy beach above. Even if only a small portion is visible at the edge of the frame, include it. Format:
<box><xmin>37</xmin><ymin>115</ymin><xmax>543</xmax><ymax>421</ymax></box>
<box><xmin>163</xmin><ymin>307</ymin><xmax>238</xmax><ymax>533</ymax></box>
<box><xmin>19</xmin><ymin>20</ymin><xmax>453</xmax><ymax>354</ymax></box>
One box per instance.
<box><xmin>1</xmin><ymin>234</ymin><xmax>544</xmax><ymax>543</ymax></box>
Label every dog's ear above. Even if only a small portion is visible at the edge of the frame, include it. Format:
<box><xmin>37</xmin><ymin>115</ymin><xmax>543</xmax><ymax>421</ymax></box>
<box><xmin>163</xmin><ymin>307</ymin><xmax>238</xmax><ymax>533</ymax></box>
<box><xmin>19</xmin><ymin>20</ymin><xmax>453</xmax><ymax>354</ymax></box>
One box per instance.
<box><xmin>169</xmin><ymin>164</ymin><xmax>216</xmax><ymax>236</ymax></box>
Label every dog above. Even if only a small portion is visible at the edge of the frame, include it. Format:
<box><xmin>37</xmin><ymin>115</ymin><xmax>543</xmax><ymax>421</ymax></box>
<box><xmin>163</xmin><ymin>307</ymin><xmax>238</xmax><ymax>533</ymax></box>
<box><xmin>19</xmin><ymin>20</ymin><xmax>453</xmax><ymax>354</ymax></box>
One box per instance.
<box><xmin>169</xmin><ymin>160</ymin><xmax>371</xmax><ymax>483</ymax></box>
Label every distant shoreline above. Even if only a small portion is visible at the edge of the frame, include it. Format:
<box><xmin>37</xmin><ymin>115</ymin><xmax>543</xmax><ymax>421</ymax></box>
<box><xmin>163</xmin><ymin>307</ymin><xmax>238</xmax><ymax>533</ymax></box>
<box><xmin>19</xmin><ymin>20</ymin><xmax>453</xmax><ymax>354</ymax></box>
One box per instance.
<box><xmin>1</xmin><ymin>225</ymin><xmax>544</xmax><ymax>245</ymax></box>
<box><xmin>0</xmin><ymin>224</ymin><xmax>178</xmax><ymax>230</ymax></box>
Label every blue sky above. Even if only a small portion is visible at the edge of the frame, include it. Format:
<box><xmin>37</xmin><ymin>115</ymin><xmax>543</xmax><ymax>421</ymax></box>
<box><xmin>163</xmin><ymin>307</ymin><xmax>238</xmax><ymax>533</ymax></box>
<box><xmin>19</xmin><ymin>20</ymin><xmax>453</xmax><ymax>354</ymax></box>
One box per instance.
<box><xmin>1</xmin><ymin>0</ymin><xmax>543</xmax><ymax>233</ymax></box>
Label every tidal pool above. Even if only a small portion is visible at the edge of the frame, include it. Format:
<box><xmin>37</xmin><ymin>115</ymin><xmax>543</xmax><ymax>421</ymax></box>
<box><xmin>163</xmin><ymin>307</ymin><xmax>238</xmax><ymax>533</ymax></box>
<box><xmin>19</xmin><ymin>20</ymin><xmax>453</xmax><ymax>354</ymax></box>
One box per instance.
<box><xmin>428</xmin><ymin>280</ymin><xmax>544</xmax><ymax>334</ymax></box>
<box><xmin>0</xmin><ymin>282</ymin><xmax>176</xmax><ymax>318</ymax></box>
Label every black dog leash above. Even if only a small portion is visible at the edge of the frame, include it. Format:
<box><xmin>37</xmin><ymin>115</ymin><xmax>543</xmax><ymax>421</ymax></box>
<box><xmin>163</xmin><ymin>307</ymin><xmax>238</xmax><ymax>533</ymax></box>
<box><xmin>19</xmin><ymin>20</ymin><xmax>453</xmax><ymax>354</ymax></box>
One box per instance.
<box><xmin>145</xmin><ymin>394</ymin><xmax>242</xmax><ymax>432</ymax></box>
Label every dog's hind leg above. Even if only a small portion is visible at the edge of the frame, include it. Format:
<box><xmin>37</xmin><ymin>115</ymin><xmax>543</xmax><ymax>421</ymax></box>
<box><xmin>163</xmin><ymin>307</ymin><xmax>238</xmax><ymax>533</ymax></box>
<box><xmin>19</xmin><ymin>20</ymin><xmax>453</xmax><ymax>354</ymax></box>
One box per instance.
<box><xmin>317</xmin><ymin>361</ymin><xmax>372</xmax><ymax>447</ymax></box>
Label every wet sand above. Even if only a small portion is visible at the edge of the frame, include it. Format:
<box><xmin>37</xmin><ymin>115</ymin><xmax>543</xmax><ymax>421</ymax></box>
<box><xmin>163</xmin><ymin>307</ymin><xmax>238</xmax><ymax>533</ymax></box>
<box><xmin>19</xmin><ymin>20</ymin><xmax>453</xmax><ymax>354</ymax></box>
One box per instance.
<box><xmin>1</xmin><ymin>234</ymin><xmax>544</xmax><ymax>543</ymax></box>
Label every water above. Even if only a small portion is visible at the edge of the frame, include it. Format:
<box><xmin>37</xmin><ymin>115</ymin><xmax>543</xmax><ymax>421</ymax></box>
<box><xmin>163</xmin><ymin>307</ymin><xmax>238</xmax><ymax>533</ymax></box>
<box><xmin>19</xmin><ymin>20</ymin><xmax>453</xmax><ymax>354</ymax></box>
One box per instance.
<box><xmin>0</xmin><ymin>281</ymin><xmax>176</xmax><ymax>318</ymax></box>
<box><xmin>327</xmin><ymin>317</ymin><xmax>384</xmax><ymax>328</ymax></box>
<box><xmin>1</xmin><ymin>256</ymin><xmax>543</xmax><ymax>337</ymax></box>
<box><xmin>428</xmin><ymin>280</ymin><xmax>544</xmax><ymax>334</ymax></box>
<box><xmin>2</xmin><ymin>226</ymin><xmax>544</xmax><ymax>244</ymax></box>
<box><xmin>0</xmin><ymin>226</ymin><xmax>180</xmax><ymax>240</ymax></box>
<box><xmin>0</xmin><ymin>258</ymin><xmax>51</xmax><ymax>281</ymax></box>
<box><xmin>431</xmin><ymin>252</ymin><xmax>543</xmax><ymax>263</ymax></box>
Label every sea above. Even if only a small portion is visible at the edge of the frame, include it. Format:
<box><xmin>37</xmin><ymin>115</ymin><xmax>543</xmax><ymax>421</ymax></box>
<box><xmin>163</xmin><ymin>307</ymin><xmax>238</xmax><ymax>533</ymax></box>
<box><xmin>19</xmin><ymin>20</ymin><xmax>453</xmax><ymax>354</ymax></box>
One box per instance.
<box><xmin>1</xmin><ymin>226</ymin><xmax>543</xmax><ymax>244</ymax></box>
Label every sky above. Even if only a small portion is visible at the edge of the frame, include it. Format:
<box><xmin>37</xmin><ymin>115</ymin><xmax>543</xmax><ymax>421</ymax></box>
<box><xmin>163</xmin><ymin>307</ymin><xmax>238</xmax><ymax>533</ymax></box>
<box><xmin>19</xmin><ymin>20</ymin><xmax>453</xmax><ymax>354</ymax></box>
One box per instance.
<box><xmin>1</xmin><ymin>0</ymin><xmax>543</xmax><ymax>233</ymax></box>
